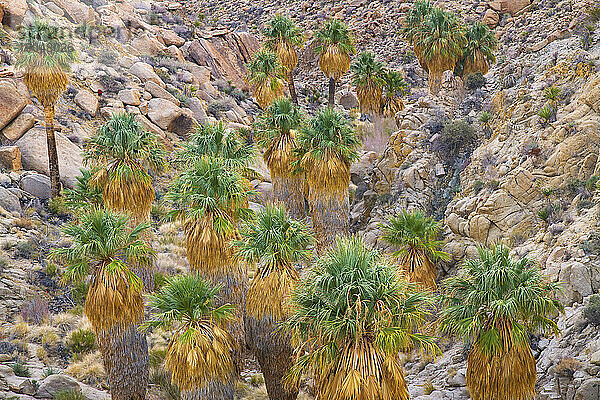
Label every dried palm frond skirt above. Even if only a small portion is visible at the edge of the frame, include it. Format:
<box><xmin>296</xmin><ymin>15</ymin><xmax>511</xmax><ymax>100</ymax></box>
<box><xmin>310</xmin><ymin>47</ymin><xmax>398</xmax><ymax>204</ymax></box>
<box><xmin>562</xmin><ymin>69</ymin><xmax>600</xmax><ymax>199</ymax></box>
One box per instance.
<box><xmin>319</xmin><ymin>45</ymin><xmax>351</xmax><ymax>81</ymax></box>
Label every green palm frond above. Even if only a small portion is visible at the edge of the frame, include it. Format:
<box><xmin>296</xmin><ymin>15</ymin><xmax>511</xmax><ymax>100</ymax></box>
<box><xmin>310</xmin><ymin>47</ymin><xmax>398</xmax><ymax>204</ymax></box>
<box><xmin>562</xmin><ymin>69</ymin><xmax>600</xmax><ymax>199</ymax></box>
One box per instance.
<box><xmin>314</xmin><ymin>19</ymin><xmax>356</xmax><ymax>56</ymax></box>
<box><xmin>254</xmin><ymin>97</ymin><xmax>304</xmax><ymax>148</ymax></box>
<box><xmin>165</xmin><ymin>157</ymin><xmax>255</xmax><ymax>236</ymax></box>
<box><xmin>383</xmin><ymin>70</ymin><xmax>409</xmax><ymax>99</ymax></box>
<box><xmin>246</xmin><ymin>49</ymin><xmax>287</xmax><ymax>88</ymax></box>
<box><xmin>62</xmin><ymin>168</ymin><xmax>104</xmax><ymax>212</ymax></box>
<box><xmin>14</xmin><ymin>19</ymin><xmax>77</xmax><ymax>71</ymax></box>
<box><xmin>263</xmin><ymin>14</ymin><xmax>304</xmax><ymax>50</ymax></box>
<box><xmin>350</xmin><ymin>52</ymin><xmax>386</xmax><ymax>88</ymax></box>
<box><xmin>457</xmin><ymin>21</ymin><xmax>497</xmax><ymax>76</ymax></box>
<box><xmin>440</xmin><ymin>245</ymin><xmax>564</xmax><ymax>354</ymax></box>
<box><xmin>403</xmin><ymin>1</ymin><xmax>434</xmax><ymax>44</ymax></box>
<box><xmin>380</xmin><ymin>210</ymin><xmax>449</xmax><ymax>262</ymax></box>
<box><xmin>176</xmin><ymin>121</ymin><xmax>256</xmax><ymax>170</ymax></box>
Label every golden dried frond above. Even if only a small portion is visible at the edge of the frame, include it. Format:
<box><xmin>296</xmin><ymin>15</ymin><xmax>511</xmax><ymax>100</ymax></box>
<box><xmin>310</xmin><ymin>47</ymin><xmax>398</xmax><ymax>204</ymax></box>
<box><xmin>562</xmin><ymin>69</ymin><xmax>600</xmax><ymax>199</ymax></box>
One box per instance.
<box><xmin>254</xmin><ymin>80</ymin><xmax>286</xmax><ymax>110</ymax></box>
<box><xmin>85</xmin><ymin>264</ymin><xmax>144</xmax><ymax>331</ymax></box>
<box><xmin>264</xmin><ymin>131</ymin><xmax>297</xmax><ymax>177</ymax></box>
<box><xmin>317</xmin><ymin>340</ymin><xmax>409</xmax><ymax>400</ymax></box>
<box><xmin>277</xmin><ymin>40</ymin><xmax>298</xmax><ymax>72</ymax></box>
<box><xmin>463</xmin><ymin>50</ymin><xmax>490</xmax><ymax>77</ymax></box>
<box><xmin>302</xmin><ymin>150</ymin><xmax>350</xmax><ymax>201</ymax></box>
<box><xmin>356</xmin><ymin>84</ymin><xmax>383</xmax><ymax>114</ymax></box>
<box><xmin>24</xmin><ymin>67</ymin><xmax>68</xmax><ymax>107</ymax></box>
<box><xmin>91</xmin><ymin>166</ymin><xmax>154</xmax><ymax>223</ymax></box>
<box><xmin>398</xmin><ymin>249</ymin><xmax>437</xmax><ymax>290</ymax></box>
<box><xmin>165</xmin><ymin>324</ymin><xmax>235</xmax><ymax>392</ymax></box>
<box><xmin>382</xmin><ymin>96</ymin><xmax>404</xmax><ymax>118</ymax></box>
<box><xmin>466</xmin><ymin>342</ymin><xmax>536</xmax><ymax>400</ymax></box>
<box><xmin>246</xmin><ymin>266</ymin><xmax>299</xmax><ymax>321</ymax></box>
<box><xmin>319</xmin><ymin>45</ymin><xmax>351</xmax><ymax>80</ymax></box>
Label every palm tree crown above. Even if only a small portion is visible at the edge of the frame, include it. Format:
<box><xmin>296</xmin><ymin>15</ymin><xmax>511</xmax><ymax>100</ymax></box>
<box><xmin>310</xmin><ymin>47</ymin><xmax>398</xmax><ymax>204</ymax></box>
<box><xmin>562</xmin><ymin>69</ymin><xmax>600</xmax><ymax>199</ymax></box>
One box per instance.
<box><xmin>247</xmin><ymin>49</ymin><xmax>287</xmax><ymax>109</ymax></box>
<box><xmin>84</xmin><ymin>113</ymin><xmax>166</xmax><ymax>221</ymax></box>
<box><xmin>315</xmin><ymin>19</ymin><xmax>356</xmax><ymax>80</ymax></box>
<box><xmin>351</xmin><ymin>52</ymin><xmax>387</xmax><ymax>114</ymax></box>
<box><xmin>144</xmin><ymin>274</ymin><xmax>236</xmax><ymax>393</ymax></box>
<box><xmin>381</xmin><ymin>210</ymin><xmax>449</xmax><ymax>289</ymax></box>
<box><xmin>234</xmin><ymin>205</ymin><xmax>314</xmax><ymax>320</ymax></box>
<box><xmin>177</xmin><ymin>122</ymin><xmax>256</xmax><ymax>171</ymax></box>
<box><xmin>440</xmin><ymin>245</ymin><xmax>563</xmax><ymax>400</ymax></box>
<box><xmin>263</xmin><ymin>14</ymin><xmax>304</xmax><ymax>71</ymax></box>
<box><xmin>381</xmin><ymin>70</ymin><xmax>409</xmax><ymax>118</ymax></box>
<box><xmin>459</xmin><ymin>21</ymin><xmax>498</xmax><ymax>77</ymax></box>
<box><xmin>403</xmin><ymin>1</ymin><xmax>434</xmax><ymax>47</ymax></box>
<box><xmin>295</xmin><ymin>108</ymin><xmax>360</xmax><ymax>195</ymax></box>
<box><xmin>285</xmin><ymin>236</ymin><xmax>439</xmax><ymax>400</ymax></box>
<box><xmin>14</xmin><ymin>19</ymin><xmax>77</xmax><ymax>107</ymax></box>
<box><xmin>62</xmin><ymin>168</ymin><xmax>104</xmax><ymax>212</ymax></box>
<box><xmin>51</xmin><ymin>209</ymin><xmax>154</xmax><ymax>330</ymax></box>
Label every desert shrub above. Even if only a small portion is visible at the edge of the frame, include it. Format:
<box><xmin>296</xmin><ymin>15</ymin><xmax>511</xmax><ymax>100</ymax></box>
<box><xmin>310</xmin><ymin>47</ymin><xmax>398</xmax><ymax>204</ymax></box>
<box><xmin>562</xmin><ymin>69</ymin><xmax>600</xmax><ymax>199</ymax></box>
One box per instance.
<box><xmin>489</xmin><ymin>180</ymin><xmax>500</xmax><ymax>190</ymax></box>
<box><xmin>20</xmin><ymin>297</ymin><xmax>49</xmax><ymax>324</ymax></box>
<box><xmin>538</xmin><ymin>105</ymin><xmax>553</xmax><ymax>126</ymax></box>
<box><xmin>11</xmin><ymin>360</ymin><xmax>31</xmax><ymax>377</ymax></box>
<box><xmin>249</xmin><ymin>374</ymin><xmax>264</xmax><ymax>387</ymax></box>
<box><xmin>64</xmin><ymin>351</ymin><xmax>105</xmax><ymax>386</ymax></box>
<box><xmin>150</xmin><ymin>369</ymin><xmax>181</xmax><ymax>400</ymax></box>
<box><xmin>12</xmin><ymin>217</ymin><xmax>34</xmax><ymax>230</ymax></box>
<box><xmin>584</xmin><ymin>294</ymin><xmax>600</xmax><ymax>326</ymax></box>
<box><xmin>153</xmin><ymin>272</ymin><xmax>168</xmax><ymax>292</ymax></box>
<box><xmin>70</xmin><ymin>282</ymin><xmax>89</xmax><ymax>307</ymax></box>
<box><xmin>206</xmin><ymin>100</ymin><xmax>232</xmax><ymax>119</ymax></box>
<box><xmin>54</xmin><ymin>390</ymin><xmax>87</xmax><ymax>400</ymax></box>
<box><xmin>472</xmin><ymin>180</ymin><xmax>484</xmax><ymax>194</ymax></box>
<box><xmin>67</xmin><ymin>329</ymin><xmax>96</xmax><ymax>355</ymax></box>
<box><xmin>98</xmin><ymin>50</ymin><xmax>118</xmax><ymax>66</ymax></box>
<box><xmin>43</xmin><ymin>367</ymin><xmax>58</xmax><ymax>378</ymax></box>
<box><xmin>423</xmin><ymin>380</ymin><xmax>435</xmax><ymax>395</ymax></box>
<box><xmin>48</xmin><ymin>196</ymin><xmax>71</xmax><ymax>217</ymax></box>
<box><xmin>98</xmin><ymin>75</ymin><xmax>126</xmax><ymax>94</ymax></box>
<box><xmin>465</xmin><ymin>72</ymin><xmax>486</xmax><ymax>90</ymax></box>
<box><xmin>555</xmin><ymin>357</ymin><xmax>581</xmax><ymax>378</ymax></box>
<box><xmin>434</xmin><ymin>119</ymin><xmax>477</xmax><ymax>161</ymax></box>
<box><xmin>581</xmin><ymin>233</ymin><xmax>600</xmax><ymax>255</ymax></box>
<box><xmin>149</xmin><ymin>348</ymin><xmax>166</xmax><ymax>368</ymax></box>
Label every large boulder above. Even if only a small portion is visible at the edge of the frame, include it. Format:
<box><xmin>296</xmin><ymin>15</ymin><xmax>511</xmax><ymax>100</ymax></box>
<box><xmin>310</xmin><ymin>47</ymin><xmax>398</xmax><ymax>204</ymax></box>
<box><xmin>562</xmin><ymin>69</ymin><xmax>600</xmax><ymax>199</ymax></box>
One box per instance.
<box><xmin>489</xmin><ymin>0</ymin><xmax>531</xmax><ymax>16</ymax></box>
<box><xmin>187</xmin><ymin>32</ymin><xmax>260</xmax><ymax>91</ymax></box>
<box><xmin>144</xmin><ymin>81</ymin><xmax>180</xmax><ymax>106</ymax></box>
<box><xmin>0</xmin><ymin>0</ymin><xmax>27</xmax><ymax>28</ymax></box>
<box><xmin>0</xmin><ymin>145</ymin><xmax>22</xmax><ymax>171</ymax></box>
<box><xmin>131</xmin><ymin>33</ymin><xmax>167</xmax><ymax>56</ymax></box>
<box><xmin>147</xmin><ymin>98</ymin><xmax>182</xmax><ymax>130</ymax></box>
<box><xmin>20</xmin><ymin>172</ymin><xmax>51</xmax><ymax>200</ymax></box>
<box><xmin>1</xmin><ymin>113</ymin><xmax>35</xmax><ymax>142</ymax></box>
<box><xmin>74</xmin><ymin>90</ymin><xmax>99</xmax><ymax>116</ymax></box>
<box><xmin>582</xmin><ymin>72</ymin><xmax>600</xmax><ymax>113</ymax></box>
<box><xmin>15</xmin><ymin>128</ymin><xmax>83</xmax><ymax>189</ymax></box>
<box><xmin>36</xmin><ymin>374</ymin><xmax>81</xmax><ymax>399</ymax></box>
<box><xmin>0</xmin><ymin>187</ymin><xmax>21</xmax><ymax>213</ymax></box>
<box><xmin>130</xmin><ymin>62</ymin><xmax>165</xmax><ymax>88</ymax></box>
<box><xmin>158</xmin><ymin>29</ymin><xmax>185</xmax><ymax>47</ymax></box>
<box><xmin>0</xmin><ymin>78</ymin><xmax>29</xmax><ymax>131</ymax></box>
<box><xmin>575</xmin><ymin>379</ymin><xmax>600</xmax><ymax>400</ymax></box>
<box><xmin>52</xmin><ymin>0</ymin><xmax>94</xmax><ymax>24</ymax></box>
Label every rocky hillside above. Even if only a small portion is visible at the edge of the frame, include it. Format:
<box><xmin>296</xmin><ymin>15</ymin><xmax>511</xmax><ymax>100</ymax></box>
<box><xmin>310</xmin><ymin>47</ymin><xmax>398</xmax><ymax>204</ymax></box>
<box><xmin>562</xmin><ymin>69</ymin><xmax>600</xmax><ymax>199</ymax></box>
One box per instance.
<box><xmin>0</xmin><ymin>0</ymin><xmax>599</xmax><ymax>399</ymax></box>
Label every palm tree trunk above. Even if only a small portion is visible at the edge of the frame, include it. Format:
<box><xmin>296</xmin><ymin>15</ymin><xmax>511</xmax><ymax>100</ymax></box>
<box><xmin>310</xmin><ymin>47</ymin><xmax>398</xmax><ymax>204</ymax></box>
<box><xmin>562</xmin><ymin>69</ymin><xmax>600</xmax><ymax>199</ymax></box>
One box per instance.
<box><xmin>245</xmin><ymin>316</ymin><xmax>298</xmax><ymax>400</ymax></box>
<box><xmin>182</xmin><ymin>378</ymin><xmax>235</xmax><ymax>400</ymax></box>
<box><xmin>43</xmin><ymin>106</ymin><xmax>61</xmax><ymax>198</ymax></box>
<box><xmin>272</xmin><ymin>173</ymin><xmax>306</xmax><ymax>220</ymax></box>
<box><xmin>328</xmin><ymin>77</ymin><xmax>336</xmax><ymax>107</ymax></box>
<box><xmin>288</xmin><ymin>72</ymin><xmax>298</xmax><ymax>105</ymax></box>
<box><xmin>309</xmin><ymin>192</ymin><xmax>349</xmax><ymax>253</ymax></box>
<box><xmin>96</xmin><ymin>323</ymin><xmax>149</xmax><ymax>400</ymax></box>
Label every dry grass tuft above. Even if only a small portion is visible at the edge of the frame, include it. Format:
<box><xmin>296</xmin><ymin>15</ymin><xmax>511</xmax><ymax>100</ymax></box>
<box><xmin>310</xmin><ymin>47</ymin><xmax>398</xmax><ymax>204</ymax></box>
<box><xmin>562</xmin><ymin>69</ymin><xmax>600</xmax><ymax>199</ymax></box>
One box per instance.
<box><xmin>65</xmin><ymin>351</ymin><xmax>107</xmax><ymax>387</ymax></box>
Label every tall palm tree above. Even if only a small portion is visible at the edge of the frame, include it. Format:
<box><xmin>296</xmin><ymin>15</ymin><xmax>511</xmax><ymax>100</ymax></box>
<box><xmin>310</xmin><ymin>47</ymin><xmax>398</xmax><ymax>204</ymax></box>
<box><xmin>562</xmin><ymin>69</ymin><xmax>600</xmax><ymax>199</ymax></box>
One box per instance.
<box><xmin>412</xmin><ymin>7</ymin><xmax>466</xmax><ymax>93</ymax></box>
<box><xmin>381</xmin><ymin>70</ymin><xmax>409</xmax><ymax>118</ymax></box>
<box><xmin>295</xmin><ymin>108</ymin><xmax>360</xmax><ymax>251</ymax></box>
<box><xmin>255</xmin><ymin>97</ymin><xmax>306</xmax><ymax>219</ymax></box>
<box><xmin>458</xmin><ymin>21</ymin><xmax>498</xmax><ymax>77</ymax></box>
<box><xmin>403</xmin><ymin>0</ymin><xmax>434</xmax><ymax>52</ymax></box>
<box><xmin>165</xmin><ymin>157</ymin><xmax>254</xmax><ymax>399</ymax></box>
<box><xmin>84</xmin><ymin>113</ymin><xmax>166</xmax><ymax>223</ymax></box>
<box><xmin>144</xmin><ymin>274</ymin><xmax>236</xmax><ymax>400</ymax></box>
<box><xmin>247</xmin><ymin>49</ymin><xmax>287</xmax><ymax>110</ymax></box>
<box><xmin>234</xmin><ymin>205</ymin><xmax>314</xmax><ymax>400</ymax></box>
<box><xmin>315</xmin><ymin>19</ymin><xmax>356</xmax><ymax>106</ymax></box>
<box><xmin>263</xmin><ymin>15</ymin><xmax>304</xmax><ymax>105</ymax></box>
<box><xmin>285</xmin><ymin>236</ymin><xmax>439</xmax><ymax>400</ymax></box>
<box><xmin>351</xmin><ymin>52</ymin><xmax>386</xmax><ymax>115</ymax></box>
<box><xmin>176</xmin><ymin>121</ymin><xmax>256</xmax><ymax>174</ymax></box>
<box><xmin>440</xmin><ymin>245</ymin><xmax>564</xmax><ymax>400</ymax></box>
<box><xmin>51</xmin><ymin>210</ymin><xmax>153</xmax><ymax>400</ymax></box>
<box><xmin>14</xmin><ymin>20</ymin><xmax>77</xmax><ymax>197</ymax></box>
<box><xmin>380</xmin><ymin>210</ymin><xmax>449</xmax><ymax>290</ymax></box>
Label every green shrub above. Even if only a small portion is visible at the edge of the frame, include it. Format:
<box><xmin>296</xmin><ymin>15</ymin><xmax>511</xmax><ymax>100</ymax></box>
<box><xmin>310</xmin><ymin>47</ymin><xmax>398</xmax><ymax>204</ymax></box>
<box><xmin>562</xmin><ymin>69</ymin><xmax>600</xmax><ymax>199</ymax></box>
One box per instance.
<box><xmin>43</xmin><ymin>367</ymin><xmax>58</xmax><ymax>378</ymax></box>
<box><xmin>472</xmin><ymin>180</ymin><xmax>484</xmax><ymax>194</ymax></box>
<box><xmin>14</xmin><ymin>241</ymin><xmax>37</xmax><ymax>259</ymax></box>
<box><xmin>538</xmin><ymin>105</ymin><xmax>553</xmax><ymax>126</ymax></box>
<box><xmin>435</xmin><ymin>119</ymin><xmax>477</xmax><ymax>160</ymax></box>
<box><xmin>48</xmin><ymin>197</ymin><xmax>71</xmax><ymax>217</ymax></box>
<box><xmin>153</xmin><ymin>272</ymin><xmax>168</xmax><ymax>292</ymax></box>
<box><xmin>584</xmin><ymin>295</ymin><xmax>600</xmax><ymax>326</ymax></box>
<box><xmin>11</xmin><ymin>360</ymin><xmax>31</xmax><ymax>377</ymax></box>
<box><xmin>149</xmin><ymin>348</ymin><xmax>166</xmax><ymax>368</ymax></box>
<box><xmin>70</xmin><ymin>282</ymin><xmax>89</xmax><ymax>307</ymax></box>
<box><xmin>537</xmin><ymin>207</ymin><xmax>549</xmax><ymax>223</ymax></box>
<box><xmin>67</xmin><ymin>329</ymin><xmax>96</xmax><ymax>355</ymax></box>
<box><xmin>249</xmin><ymin>374</ymin><xmax>264</xmax><ymax>387</ymax></box>
<box><xmin>54</xmin><ymin>390</ymin><xmax>87</xmax><ymax>400</ymax></box>
<box><xmin>465</xmin><ymin>72</ymin><xmax>486</xmax><ymax>90</ymax></box>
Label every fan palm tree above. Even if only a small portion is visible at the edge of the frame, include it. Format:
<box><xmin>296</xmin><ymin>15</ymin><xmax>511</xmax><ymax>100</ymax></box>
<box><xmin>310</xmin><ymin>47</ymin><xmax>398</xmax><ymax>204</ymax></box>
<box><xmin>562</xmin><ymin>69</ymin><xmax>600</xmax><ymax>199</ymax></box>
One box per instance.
<box><xmin>165</xmin><ymin>156</ymin><xmax>254</xmax><ymax>398</ymax></box>
<box><xmin>144</xmin><ymin>274</ymin><xmax>237</xmax><ymax>400</ymax></box>
<box><xmin>176</xmin><ymin>121</ymin><xmax>256</xmax><ymax>174</ymax></box>
<box><xmin>458</xmin><ymin>21</ymin><xmax>498</xmax><ymax>77</ymax></box>
<box><xmin>295</xmin><ymin>108</ymin><xmax>360</xmax><ymax>251</ymax></box>
<box><xmin>234</xmin><ymin>205</ymin><xmax>314</xmax><ymax>400</ymax></box>
<box><xmin>381</xmin><ymin>70</ymin><xmax>409</xmax><ymax>118</ymax></box>
<box><xmin>380</xmin><ymin>210</ymin><xmax>449</xmax><ymax>290</ymax></box>
<box><xmin>403</xmin><ymin>0</ymin><xmax>434</xmax><ymax>52</ymax></box>
<box><xmin>51</xmin><ymin>210</ymin><xmax>154</xmax><ymax>400</ymax></box>
<box><xmin>14</xmin><ymin>20</ymin><xmax>77</xmax><ymax>197</ymax></box>
<box><xmin>285</xmin><ymin>236</ymin><xmax>439</xmax><ymax>400</ymax></box>
<box><xmin>412</xmin><ymin>7</ymin><xmax>466</xmax><ymax>93</ymax></box>
<box><xmin>247</xmin><ymin>49</ymin><xmax>287</xmax><ymax>110</ymax></box>
<box><xmin>315</xmin><ymin>19</ymin><xmax>356</xmax><ymax>106</ymax></box>
<box><xmin>440</xmin><ymin>245</ymin><xmax>564</xmax><ymax>400</ymax></box>
<box><xmin>84</xmin><ymin>113</ymin><xmax>166</xmax><ymax>223</ymax></box>
<box><xmin>62</xmin><ymin>168</ymin><xmax>104</xmax><ymax>213</ymax></box>
<box><xmin>255</xmin><ymin>97</ymin><xmax>306</xmax><ymax>219</ymax></box>
<box><xmin>350</xmin><ymin>52</ymin><xmax>386</xmax><ymax>115</ymax></box>
<box><xmin>263</xmin><ymin>15</ymin><xmax>304</xmax><ymax>105</ymax></box>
